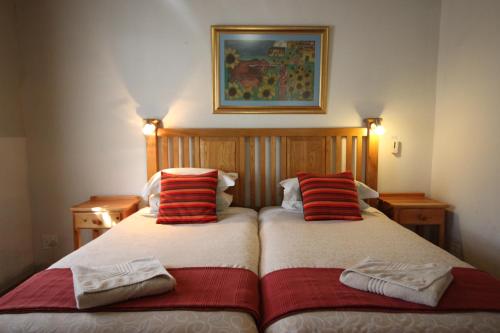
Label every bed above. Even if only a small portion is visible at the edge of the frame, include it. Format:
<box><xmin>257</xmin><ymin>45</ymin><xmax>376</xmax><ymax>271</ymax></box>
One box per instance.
<box><xmin>259</xmin><ymin>206</ymin><xmax>500</xmax><ymax>333</ymax></box>
<box><xmin>0</xmin><ymin>207</ymin><xmax>260</xmax><ymax>333</ymax></box>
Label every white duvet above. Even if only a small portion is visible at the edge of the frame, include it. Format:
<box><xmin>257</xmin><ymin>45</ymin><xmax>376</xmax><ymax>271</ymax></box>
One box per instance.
<box><xmin>0</xmin><ymin>207</ymin><xmax>260</xmax><ymax>333</ymax></box>
<box><xmin>259</xmin><ymin>206</ymin><xmax>500</xmax><ymax>333</ymax></box>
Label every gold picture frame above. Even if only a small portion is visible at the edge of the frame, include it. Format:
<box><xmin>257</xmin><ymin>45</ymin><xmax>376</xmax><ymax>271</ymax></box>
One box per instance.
<box><xmin>212</xmin><ymin>25</ymin><xmax>329</xmax><ymax>114</ymax></box>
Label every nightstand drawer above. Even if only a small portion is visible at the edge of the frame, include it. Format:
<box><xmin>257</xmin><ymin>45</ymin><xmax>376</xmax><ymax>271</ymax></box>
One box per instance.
<box><xmin>74</xmin><ymin>212</ymin><xmax>121</xmax><ymax>229</ymax></box>
<box><xmin>398</xmin><ymin>209</ymin><xmax>444</xmax><ymax>225</ymax></box>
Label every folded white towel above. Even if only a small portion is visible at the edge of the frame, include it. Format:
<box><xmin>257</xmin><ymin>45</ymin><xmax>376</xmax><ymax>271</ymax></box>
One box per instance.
<box><xmin>340</xmin><ymin>257</ymin><xmax>453</xmax><ymax>307</ymax></box>
<box><xmin>71</xmin><ymin>257</ymin><xmax>175</xmax><ymax>309</ymax></box>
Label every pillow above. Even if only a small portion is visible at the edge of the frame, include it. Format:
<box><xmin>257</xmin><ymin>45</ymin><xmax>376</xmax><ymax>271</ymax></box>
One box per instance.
<box><xmin>149</xmin><ymin>191</ymin><xmax>233</xmax><ymax>216</ymax></box>
<box><xmin>157</xmin><ymin>170</ymin><xmax>218</xmax><ymax>224</ymax></box>
<box><xmin>280</xmin><ymin>177</ymin><xmax>378</xmax><ymax>211</ymax></box>
<box><xmin>142</xmin><ymin>168</ymin><xmax>237</xmax><ymax>203</ymax></box>
<box><xmin>356</xmin><ymin>181</ymin><xmax>379</xmax><ymax>209</ymax></box>
<box><xmin>297</xmin><ymin>171</ymin><xmax>362</xmax><ymax>221</ymax></box>
<box><xmin>149</xmin><ymin>193</ymin><xmax>160</xmax><ymax>215</ymax></box>
<box><xmin>280</xmin><ymin>177</ymin><xmax>303</xmax><ymax>211</ymax></box>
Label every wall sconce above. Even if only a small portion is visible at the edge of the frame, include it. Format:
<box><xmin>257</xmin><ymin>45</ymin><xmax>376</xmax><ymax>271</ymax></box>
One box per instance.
<box><xmin>365</xmin><ymin>118</ymin><xmax>385</xmax><ymax>135</ymax></box>
<box><xmin>142</xmin><ymin>119</ymin><xmax>162</xmax><ymax>136</ymax></box>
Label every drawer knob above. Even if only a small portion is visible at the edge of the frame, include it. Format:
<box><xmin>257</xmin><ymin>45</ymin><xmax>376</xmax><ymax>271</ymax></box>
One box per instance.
<box><xmin>417</xmin><ymin>214</ymin><xmax>428</xmax><ymax>221</ymax></box>
<box><xmin>92</xmin><ymin>219</ymin><xmax>102</xmax><ymax>225</ymax></box>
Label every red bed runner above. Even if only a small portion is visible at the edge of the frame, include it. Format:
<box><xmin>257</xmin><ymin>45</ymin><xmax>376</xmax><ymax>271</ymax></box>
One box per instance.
<box><xmin>261</xmin><ymin>267</ymin><xmax>500</xmax><ymax>329</ymax></box>
<box><xmin>0</xmin><ymin>267</ymin><xmax>259</xmax><ymax>320</ymax></box>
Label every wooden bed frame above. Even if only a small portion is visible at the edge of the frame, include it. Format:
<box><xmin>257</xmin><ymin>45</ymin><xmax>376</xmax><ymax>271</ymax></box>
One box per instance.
<box><xmin>146</xmin><ymin>124</ymin><xmax>379</xmax><ymax>209</ymax></box>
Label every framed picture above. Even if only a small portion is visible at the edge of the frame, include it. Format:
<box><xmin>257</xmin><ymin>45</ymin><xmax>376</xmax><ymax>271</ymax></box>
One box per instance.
<box><xmin>212</xmin><ymin>25</ymin><xmax>329</xmax><ymax>114</ymax></box>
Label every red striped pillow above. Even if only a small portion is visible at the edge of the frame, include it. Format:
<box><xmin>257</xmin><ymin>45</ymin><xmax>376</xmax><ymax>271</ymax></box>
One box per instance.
<box><xmin>157</xmin><ymin>170</ymin><xmax>218</xmax><ymax>224</ymax></box>
<box><xmin>297</xmin><ymin>171</ymin><xmax>362</xmax><ymax>221</ymax></box>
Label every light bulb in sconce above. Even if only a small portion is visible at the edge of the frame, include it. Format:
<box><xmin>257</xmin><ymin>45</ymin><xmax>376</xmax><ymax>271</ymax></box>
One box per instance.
<box><xmin>142</xmin><ymin>119</ymin><xmax>161</xmax><ymax>136</ymax></box>
<box><xmin>370</xmin><ymin>122</ymin><xmax>385</xmax><ymax>135</ymax></box>
<box><xmin>368</xmin><ymin>118</ymin><xmax>385</xmax><ymax>135</ymax></box>
<box><xmin>142</xmin><ymin>123</ymin><xmax>156</xmax><ymax>135</ymax></box>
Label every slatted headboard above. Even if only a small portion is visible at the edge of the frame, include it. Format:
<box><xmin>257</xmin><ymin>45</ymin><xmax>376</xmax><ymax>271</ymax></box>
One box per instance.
<box><xmin>146</xmin><ymin>127</ymin><xmax>379</xmax><ymax>209</ymax></box>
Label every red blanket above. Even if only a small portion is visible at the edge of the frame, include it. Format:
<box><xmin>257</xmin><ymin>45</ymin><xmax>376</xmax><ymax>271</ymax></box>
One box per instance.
<box><xmin>0</xmin><ymin>267</ymin><xmax>259</xmax><ymax>321</ymax></box>
<box><xmin>261</xmin><ymin>267</ymin><xmax>500</xmax><ymax>329</ymax></box>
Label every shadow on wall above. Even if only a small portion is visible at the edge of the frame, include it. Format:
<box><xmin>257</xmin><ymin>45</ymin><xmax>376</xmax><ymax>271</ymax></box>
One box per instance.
<box><xmin>445</xmin><ymin>210</ymin><xmax>464</xmax><ymax>260</ymax></box>
<box><xmin>97</xmin><ymin>0</ymin><xmax>200</xmax><ymax>120</ymax></box>
<box><xmin>355</xmin><ymin>103</ymin><xmax>384</xmax><ymax>121</ymax></box>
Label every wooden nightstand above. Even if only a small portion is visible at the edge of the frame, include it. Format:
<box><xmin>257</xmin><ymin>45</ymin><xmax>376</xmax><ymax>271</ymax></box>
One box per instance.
<box><xmin>71</xmin><ymin>195</ymin><xmax>141</xmax><ymax>249</ymax></box>
<box><xmin>378</xmin><ymin>193</ymin><xmax>449</xmax><ymax>248</ymax></box>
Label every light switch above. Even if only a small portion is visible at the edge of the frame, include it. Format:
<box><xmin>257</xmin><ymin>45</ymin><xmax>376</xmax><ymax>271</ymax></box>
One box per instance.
<box><xmin>392</xmin><ymin>140</ymin><xmax>401</xmax><ymax>155</ymax></box>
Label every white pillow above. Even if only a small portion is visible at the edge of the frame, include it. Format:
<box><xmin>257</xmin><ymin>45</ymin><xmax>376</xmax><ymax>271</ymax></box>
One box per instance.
<box><xmin>149</xmin><ymin>191</ymin><xmax>233</xmax><ymax>216</ymax></box>
<box><xmin>149</xmin><ymin>193</ymin><xmax>160</xmax><ymax>215</ymax></box>
<box><xmin>280</xmin><ymin>177</ymin><xmax>378</xmax><ymax>211</ymax></box>
<box><xmin>216</xmin><ymin>192</ymin><xmax>234</xmax><ymax>211</ymax></box>
<box><xmin>141</xmin><ymin>168</ymin><xmax>238</xmax><ymax>202</ymax></box>
<box><xmin>355</xmin><ymin>180</ymin><xmax>379</xmax><ymax>209</ymax></box>
<box><xmin>280</xmin><ymin>178</ymin><xmax>304</xmax><ymax>211</ymax></box>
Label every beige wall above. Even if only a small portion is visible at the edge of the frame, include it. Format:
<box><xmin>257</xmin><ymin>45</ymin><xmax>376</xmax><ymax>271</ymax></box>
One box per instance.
<box><xmin>0</xmin><ymin>139</ymin><xmax>33</xmax><ymax>291</ymax></box>
<box><xmin>431</xmin><ymin>0</ymin><xmax>500</xmax><ymax>277</ymax></box>
<box><xmin>0</xmin><ymin>0</ymin><xmax>23</xmax><ymax>136</ymax></box>
<box><xmin>15</xmin><ymin>0</ymin><xmax>441</xmax><ymax>266</ymax></box>
<box><xmin>0</xmin><ymin>0</ymin><xmax>33</xmax><ymax>291</ymax></box>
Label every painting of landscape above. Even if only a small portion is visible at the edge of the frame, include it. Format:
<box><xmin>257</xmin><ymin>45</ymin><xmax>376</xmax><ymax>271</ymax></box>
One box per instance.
<box><xmin>212</xmin><ymin>26</ymin><xmax>329</xmax><ymax>113</ymax></box>
<box><xmin>224</xmin><ymin>39</ymin><xmax>316</xmax><ymax>101</ymax></box>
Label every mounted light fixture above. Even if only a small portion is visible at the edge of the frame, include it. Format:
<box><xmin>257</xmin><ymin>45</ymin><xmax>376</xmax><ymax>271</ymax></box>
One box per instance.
<box><xmin>365</xmin><ymin>118</ymin><xmax>385</xmax><ymax>135</ymax></box>
<box><xmin>142</xmin><ymin>119</ymin><xmax>162</xmax><ymax>136</ymax></box>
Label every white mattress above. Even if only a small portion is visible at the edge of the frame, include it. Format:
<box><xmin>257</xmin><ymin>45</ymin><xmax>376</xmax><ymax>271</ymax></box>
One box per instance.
<box><xmin>259</xmin><ymin>206</ymin><xmax>500</xmax><ymax>333</ymax></box>
<box><xmin>0</xmin><ymin>207</ymin><xmax>260</xmax><ymax>333</ymax></box>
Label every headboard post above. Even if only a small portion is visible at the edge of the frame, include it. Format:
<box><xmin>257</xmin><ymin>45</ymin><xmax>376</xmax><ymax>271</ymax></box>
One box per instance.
<box><xmin>146</xmin><ymin>136</ymin><xmax>158</xmax><ymax>180</ymax></box>
<box><xmin>364</xmin><ymin>118</ymin><xmax>381</xmax><ymax>191</ymax></box>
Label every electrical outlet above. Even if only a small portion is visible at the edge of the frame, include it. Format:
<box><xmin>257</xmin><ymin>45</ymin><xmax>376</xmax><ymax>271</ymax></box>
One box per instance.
<box><xmin>42</xmin><ymin>234</ymin><xmax>59</xmax><ymax>249</ymax></box>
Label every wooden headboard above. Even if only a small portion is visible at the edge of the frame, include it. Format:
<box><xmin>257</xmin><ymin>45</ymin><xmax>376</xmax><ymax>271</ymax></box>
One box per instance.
<box><xmin>146</xmin><ymin>127</ymin><xmax>379</xmax><ymax>209</ymax></box>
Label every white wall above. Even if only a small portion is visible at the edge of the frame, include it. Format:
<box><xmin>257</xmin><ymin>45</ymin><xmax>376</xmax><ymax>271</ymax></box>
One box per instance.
<box><xmin>0</xmin><ymin>0</ymin><xmax>33</xmax><ymax>291</ymax></box>
<box><xmin>431</xmin><ymin>0</ymin><xmax>500</xmax><ymax>277</ymax></box>
<box><xmin>15</xmin><ymin>0</ymin><xmax>441</xmax><ymax>266</ymax></box>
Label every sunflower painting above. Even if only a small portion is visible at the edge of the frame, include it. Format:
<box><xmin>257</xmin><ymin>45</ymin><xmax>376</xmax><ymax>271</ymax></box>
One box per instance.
<box><xmin>223</xmin><ymin>40</ymin><xmax>315</xmax><ymax>101</ymax></box>
<box><xmin>212</xmin><ymin>26</ymin><xmax>329</xmax><ymax>113</ymax></box>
